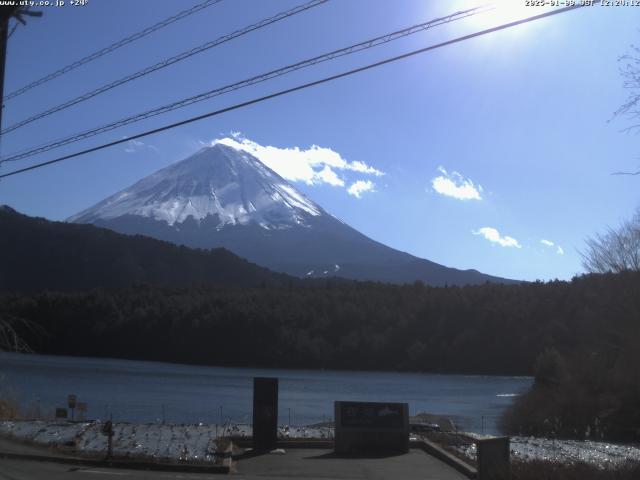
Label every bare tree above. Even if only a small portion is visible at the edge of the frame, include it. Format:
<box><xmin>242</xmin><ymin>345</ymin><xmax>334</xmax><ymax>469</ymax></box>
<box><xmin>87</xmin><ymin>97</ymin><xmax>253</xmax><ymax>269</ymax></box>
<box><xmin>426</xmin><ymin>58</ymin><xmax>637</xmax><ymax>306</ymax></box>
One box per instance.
<box><xmin>612</xmin><ymin>45</ymin><xmax>640</xmax><ymax>175</ymax></box>
<box><xmin>581</xmin><ymin>208</ymin><xmax>640</xmax><ymax>273</ymax></box>
<box><xmin>0</xmin><ymin>317</ymin><xmax>36</xmax><ymax>352</ymax></box>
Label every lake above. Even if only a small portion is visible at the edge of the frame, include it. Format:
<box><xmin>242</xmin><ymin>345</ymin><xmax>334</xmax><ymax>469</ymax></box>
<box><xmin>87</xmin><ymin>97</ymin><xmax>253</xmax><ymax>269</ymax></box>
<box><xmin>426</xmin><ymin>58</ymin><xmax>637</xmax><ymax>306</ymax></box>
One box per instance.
<box><xmin>0</xmin><ymin>352</ymin><xmax>531</xmax><ymax>435</ymax></box>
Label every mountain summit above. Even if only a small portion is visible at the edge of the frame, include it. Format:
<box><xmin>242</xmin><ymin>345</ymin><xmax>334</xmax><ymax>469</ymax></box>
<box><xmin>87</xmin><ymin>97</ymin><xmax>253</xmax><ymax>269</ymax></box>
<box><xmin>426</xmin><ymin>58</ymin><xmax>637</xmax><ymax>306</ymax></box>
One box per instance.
<box><xmin>69</xmin><ymin>144</ymin><xmax>322</xmax><ymax>229</ymax></box>
<box><xmin>70</xmin><ymin>143</ymin><xmax>515</xmax><ymax>286</ymax></box>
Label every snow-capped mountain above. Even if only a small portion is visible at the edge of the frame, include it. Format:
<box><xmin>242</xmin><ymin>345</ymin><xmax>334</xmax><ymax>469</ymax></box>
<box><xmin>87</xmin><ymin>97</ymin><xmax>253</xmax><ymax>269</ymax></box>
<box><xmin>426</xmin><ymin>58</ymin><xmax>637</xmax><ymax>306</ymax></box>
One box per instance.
<box><xmin>69</xmin><ymin>145</ymin><xmax>322</xmax><ymax>229</ymax></box>
<box><xmin>70</xmin><ymin>143</ymin><xmax>515</xmax><ymax>286</ymax></box>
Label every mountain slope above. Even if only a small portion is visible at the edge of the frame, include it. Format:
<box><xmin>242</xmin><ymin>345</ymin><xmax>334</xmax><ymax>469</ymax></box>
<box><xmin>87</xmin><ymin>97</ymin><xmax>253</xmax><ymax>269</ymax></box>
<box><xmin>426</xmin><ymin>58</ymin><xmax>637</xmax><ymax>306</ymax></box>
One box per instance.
<box><xmin>0</xmin><ymin>205</ymin><xmax>295</xmax><ymax>292</ymax></box>
<box><xmin>68</xmin><ymin>144</ymin><xmax>321</xmax><ymax>229</ymax></box>
<box><xmin>70</xmin><ymin>143</ymin><xmax>517</xmax><ymax>286</ymax></box>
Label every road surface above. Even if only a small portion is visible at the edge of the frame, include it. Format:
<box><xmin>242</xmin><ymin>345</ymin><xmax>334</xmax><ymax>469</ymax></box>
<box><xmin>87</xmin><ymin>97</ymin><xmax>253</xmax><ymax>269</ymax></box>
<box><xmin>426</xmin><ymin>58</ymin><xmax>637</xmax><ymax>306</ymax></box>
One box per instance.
<box><xmin>0</xmin><ymin>458</ymin><xmax>215</xmax><ymax>480</ymax></box>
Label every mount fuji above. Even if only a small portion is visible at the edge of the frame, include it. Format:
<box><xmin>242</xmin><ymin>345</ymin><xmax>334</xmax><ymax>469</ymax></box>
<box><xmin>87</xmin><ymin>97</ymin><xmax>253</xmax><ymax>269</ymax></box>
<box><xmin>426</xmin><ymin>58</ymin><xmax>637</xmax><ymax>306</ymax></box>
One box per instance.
<box><xmin>69</xmin><ymin>143</ymin><xmax>514</xmax><ymax>286</ymax></box>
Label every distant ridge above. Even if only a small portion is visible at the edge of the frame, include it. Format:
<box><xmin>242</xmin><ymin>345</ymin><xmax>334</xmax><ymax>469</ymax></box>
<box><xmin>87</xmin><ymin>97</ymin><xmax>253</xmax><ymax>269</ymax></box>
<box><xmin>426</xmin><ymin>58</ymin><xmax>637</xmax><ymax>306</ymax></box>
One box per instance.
<box><xmin>0</xmin><ymin>206</ymin><xmax>295</xmax><ymax>292</ymax></box>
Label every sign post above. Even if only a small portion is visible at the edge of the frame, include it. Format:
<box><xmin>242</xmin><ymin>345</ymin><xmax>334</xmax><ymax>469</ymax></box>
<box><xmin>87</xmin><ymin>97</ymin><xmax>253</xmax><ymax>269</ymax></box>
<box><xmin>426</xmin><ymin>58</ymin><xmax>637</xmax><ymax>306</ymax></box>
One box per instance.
<box><xmin>101</xmin><ymin>420</ymin><xmax>114</xmax><ymax>460</ymax></box>
<box><xmin>334</xmin><ymin>401</ymin><xmax>409</xmax><ymax>454</ymax></box>
<box><xmin>67</xmin><ymin>394</ymin><xmax>77</xmax><ymax>421</ymax></box>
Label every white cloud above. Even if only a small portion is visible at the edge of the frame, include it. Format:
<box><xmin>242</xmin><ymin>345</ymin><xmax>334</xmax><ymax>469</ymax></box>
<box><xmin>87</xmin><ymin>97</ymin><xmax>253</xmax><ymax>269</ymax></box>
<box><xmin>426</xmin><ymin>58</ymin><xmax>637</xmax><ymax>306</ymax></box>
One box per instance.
<box><xmin>540</xmin><ymin>239</ymin><xmax>564</xmax><ymax>255</ymax></box>
<box><xmin>315</xmin><ymin>165</ymin><xmax>344</xmax><ymax>187</ymax></box>
<box><xmin>213</xmin><ymin>135</ymin><xmax>384</xmax><ymax>192</ymax></box>
<box><xmin>347</xmin><ymin>180</ymin><xmax>375</xmax><ymax>198</ymax></box>
<box><xmin>431</xmin><ymin>166</ymin><xmax>483</xmax><ymax>200</ymax></box>
<box><xmin>124</xmin><ymin>139</ymin><xmax>144</xmax><ymax>153</ymax></box>
<box><xmin>473</xmin><ymin>227</ymin><xmax>522</xmax><ymax>248</ymax></box>
<box><xmin>124</xmin><ymin>138</ymin><xmax>158</xmax><ymax>154</ymax></box>
<box><xmin>350</xmin><ymin>160</ymin><xmax>383</xmax><ymax>176</ymax></box>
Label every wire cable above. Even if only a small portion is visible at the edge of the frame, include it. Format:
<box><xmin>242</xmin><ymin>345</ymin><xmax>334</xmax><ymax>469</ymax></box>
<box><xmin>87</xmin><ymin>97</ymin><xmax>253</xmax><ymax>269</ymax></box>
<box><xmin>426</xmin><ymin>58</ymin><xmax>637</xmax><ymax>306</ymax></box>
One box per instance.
<box><xmin>1</xmin><ymin>0</ymin><xmax>329</xmax><ymax>136</ymax></box>
<box><xmin>3</xmin><ymin>0</ymin><xmax>224</xmax><ymax>103</ymax></box>
<box><xmin>0</xmin><ymin>5</ymin><xmax>489</xmax><ymax>163</ymax></box>
<box><xmin>0</xmin><ymin>2</ymin><xmax>595</xmax><ymax>180</ymax></box>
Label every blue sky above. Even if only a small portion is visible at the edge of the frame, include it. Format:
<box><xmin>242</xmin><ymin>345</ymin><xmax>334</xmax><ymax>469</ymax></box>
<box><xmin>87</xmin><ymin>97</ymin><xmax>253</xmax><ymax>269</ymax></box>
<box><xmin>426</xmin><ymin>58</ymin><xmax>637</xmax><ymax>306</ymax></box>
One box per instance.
<box><xmin>0</xmin><ymin>0</ymin><xmax>639</xmax><ymax>281</ymax></box>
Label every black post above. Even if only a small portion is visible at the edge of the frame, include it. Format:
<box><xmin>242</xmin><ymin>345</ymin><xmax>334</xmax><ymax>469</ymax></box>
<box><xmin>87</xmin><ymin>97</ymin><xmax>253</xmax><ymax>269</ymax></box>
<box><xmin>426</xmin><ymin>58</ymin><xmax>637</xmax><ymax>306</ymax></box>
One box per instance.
<box><xmin>252</xmin><ymin>377</ymin><xmax>278</xmax><ymax>451</ymax></box>
<box><xmin>101</xmin><ymin>417</ymin><xmax>114</xmax><ymax>460</ymax></box>
<box><xmin>477</xmin><ymin>437</ymin><xmax>511</xmax><ymax>480</ymax></box>
<box><xmin>107</xmin><ymin>429</ymin><xmax>113</xmax><ymax>459</ymax></box>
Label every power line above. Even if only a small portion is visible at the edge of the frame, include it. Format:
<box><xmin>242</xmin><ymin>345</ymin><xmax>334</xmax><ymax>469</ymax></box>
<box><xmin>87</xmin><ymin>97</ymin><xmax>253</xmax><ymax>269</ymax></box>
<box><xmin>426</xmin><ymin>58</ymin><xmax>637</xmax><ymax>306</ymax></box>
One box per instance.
<box><xmin>2</xmin><ymin>0</ymin><xmax>224</xmax><ymax>103</ymax></box>
<box><xmin>1</xmin><ymin>0</ymin><xmax>329</xmax><ymax>136</ymax></box>
<box><xmin>0</xmin><ymin>5</ymin><xmax>488</xmax><ymax>163</ymax></box>
<box><xmin>7</xmin><ymin>21</ymin><xmax>18</xmax><ymax>40</ymax></box>
<box><xmin>0</xmin><ymin>2</ymin><xmax>595</xmax><ymax>180</ymax></box>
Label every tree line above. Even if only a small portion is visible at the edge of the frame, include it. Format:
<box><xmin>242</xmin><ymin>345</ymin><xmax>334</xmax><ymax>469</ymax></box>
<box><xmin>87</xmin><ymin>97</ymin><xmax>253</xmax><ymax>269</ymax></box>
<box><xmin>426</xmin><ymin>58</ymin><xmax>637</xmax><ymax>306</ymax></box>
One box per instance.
<box><xmin>2</xmin><ymin>271</ymin><xmax>639</xmax><ymax>441</ymax></box>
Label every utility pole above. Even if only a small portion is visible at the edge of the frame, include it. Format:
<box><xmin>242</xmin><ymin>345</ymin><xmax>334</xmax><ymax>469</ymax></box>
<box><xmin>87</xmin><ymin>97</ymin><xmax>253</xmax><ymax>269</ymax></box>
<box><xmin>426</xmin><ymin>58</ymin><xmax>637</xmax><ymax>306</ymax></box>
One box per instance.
<box><xmin>0</xmin><ymin>9</ymin><xmax>15</xmax><ymax>134</ymax></box>
<box><xmin>0</xmin><ymin>7</ymin><xmax>42</xmax><ymax>138</ymax></box>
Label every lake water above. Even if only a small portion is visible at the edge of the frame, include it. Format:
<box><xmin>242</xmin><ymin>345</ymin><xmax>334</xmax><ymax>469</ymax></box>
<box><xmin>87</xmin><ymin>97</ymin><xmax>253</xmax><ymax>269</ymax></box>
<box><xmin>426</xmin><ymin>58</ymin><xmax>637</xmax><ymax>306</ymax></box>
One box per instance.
<box><xmin>0</xmin><ymin>352</ymin><xmax>532</xmax><ymax>435</ymax></box>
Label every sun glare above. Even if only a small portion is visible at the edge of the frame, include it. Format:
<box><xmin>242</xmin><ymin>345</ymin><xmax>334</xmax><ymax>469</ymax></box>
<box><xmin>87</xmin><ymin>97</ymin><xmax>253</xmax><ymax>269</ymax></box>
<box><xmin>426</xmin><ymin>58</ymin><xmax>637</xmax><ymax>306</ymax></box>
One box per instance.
<box><xmin>457</xmin><ymin>0</ymin><xmax>553</xmax><ymax>32</ymax></box>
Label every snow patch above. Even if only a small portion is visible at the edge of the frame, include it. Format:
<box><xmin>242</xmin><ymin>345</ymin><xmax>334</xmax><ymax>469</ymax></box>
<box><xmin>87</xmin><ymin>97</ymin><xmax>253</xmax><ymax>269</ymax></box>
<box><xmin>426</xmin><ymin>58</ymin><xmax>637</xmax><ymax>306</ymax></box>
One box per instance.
<box><xmin>452</xmin><ymin>435</ymin><xmax>640</xmax><ymax>468</ymax></box>
<box><xmin>0</xmin><ymin>420</ymin><xmax>333</xmax><ymax>463</ymax></box>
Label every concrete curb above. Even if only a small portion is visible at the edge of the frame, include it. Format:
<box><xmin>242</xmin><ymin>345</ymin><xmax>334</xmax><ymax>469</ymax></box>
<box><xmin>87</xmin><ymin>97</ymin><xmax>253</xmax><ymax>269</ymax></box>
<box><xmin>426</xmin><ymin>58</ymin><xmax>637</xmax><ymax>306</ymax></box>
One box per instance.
<box><xmin>277</xmin><ymin>439</ymin><xmax>334</xmax><ymax>448</ymax></box>
<box><xmin>0</xmin><ymin>450</ymin><xmax>231</xmax><ymax>474</ymax></box>
<box><xmin>233</xmin><ymin>438</ymin><xmax>334</xmax><ymax>449</ymax></box>
<box><xmin>410</xmin><ymin>439</ymin><xmax>477</xmax><ymax>479</ymax></box>
<box><xmin>231</xmin><ymin>439</ymin><xmax>333</xmax><ymax>461</ymax></box>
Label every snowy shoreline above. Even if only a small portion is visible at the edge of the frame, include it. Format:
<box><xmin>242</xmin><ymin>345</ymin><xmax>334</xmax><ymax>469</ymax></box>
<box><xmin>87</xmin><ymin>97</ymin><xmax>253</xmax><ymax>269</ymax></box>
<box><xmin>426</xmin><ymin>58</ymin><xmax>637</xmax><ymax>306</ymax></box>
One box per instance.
<box><xmin>1</xmin><ymin>419</ymin><xmax>639</xmax><ymax>468</ymax></box>
<box><xmin>0</xmin><ymin>420</ymin><xmax>221</xmax><ymax>463</ymax></box>
<box><xmin>0</xmin><ymin>420</ymin><xmax>332</xmax><ymax>464</ymax></box>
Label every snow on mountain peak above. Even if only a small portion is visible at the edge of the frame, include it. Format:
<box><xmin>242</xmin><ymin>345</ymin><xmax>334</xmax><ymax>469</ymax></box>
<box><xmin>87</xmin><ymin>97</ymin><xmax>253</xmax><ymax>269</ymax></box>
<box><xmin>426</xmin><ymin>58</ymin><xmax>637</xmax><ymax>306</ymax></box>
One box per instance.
<box><xmin>68</xmin><ymin>143</ymin><xmax>323</xmax><ymax>228</ymax></box>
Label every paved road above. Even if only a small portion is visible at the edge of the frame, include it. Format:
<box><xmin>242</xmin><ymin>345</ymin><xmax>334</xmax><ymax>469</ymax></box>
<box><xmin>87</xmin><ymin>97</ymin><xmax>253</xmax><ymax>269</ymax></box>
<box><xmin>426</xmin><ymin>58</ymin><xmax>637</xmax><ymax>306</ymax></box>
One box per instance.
<box><xmin>0</xmin><ymin>436</ymin><xmax>468</xmax><ymax>480</ymax></box>
<box><xmin>234</xmin><ymin>448</ymin><xmax>469</xmax><ymax>480</ymax></box>
<box><xmin>0</xmin><ymin>450</ymin><xmax>469</xmax><ymax>480</ymax></box>
<box><xmin>0</xmin><ymin>459</ymin><xmax>216</xmax><ymax>480</ymax></box>
<box><xmin>0</xmin><ymin>451</ymin><xmax>469</xmax><ymax>480</ymax></box>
